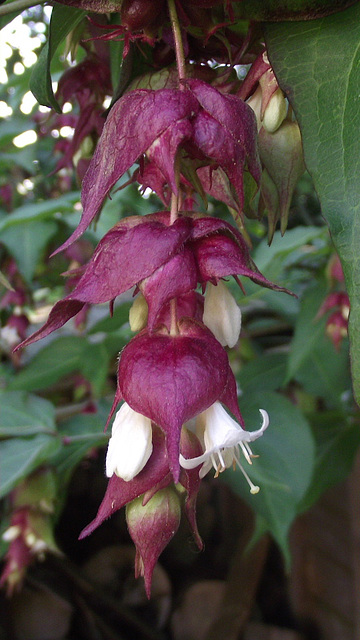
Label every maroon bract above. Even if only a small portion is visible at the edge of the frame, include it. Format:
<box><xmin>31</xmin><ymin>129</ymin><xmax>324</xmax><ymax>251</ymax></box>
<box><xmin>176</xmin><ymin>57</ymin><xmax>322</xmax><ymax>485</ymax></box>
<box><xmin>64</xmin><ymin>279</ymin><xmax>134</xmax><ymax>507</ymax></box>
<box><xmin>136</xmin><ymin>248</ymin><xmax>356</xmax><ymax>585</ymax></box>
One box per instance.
<box><xmin>55</xmin><ymin>90</ymin><xmax>198</xmax><ymax>253</ymax></box>
<box><xmin>56</xmin><ymin>56</ymin><xmax>111</xmax><ymax>110</ymax></box>
<box><xmin>16</xmin><ymin>212</ymin><xmax>287</xmax><ymax>350</ymax></box>
<box><xmin>139</xmin><ymin>246</ymin><xmax>198</xmax><ymax>330</ymax></box>
<box><xmin>187</xmin><ymin>78</ymin><xmax>261</xmax><ymax>207</ymax></box>
<box><xmin>126</xmin><ymin>488</ymin><xmax>181</xmax><ymax>598</ymax></box>
<box><xmin>238</xmin><ymin>50</ymin><xmax>279</xmax><ymax>118</ymax></box>
<box><xmin>16</xmin><ymin>214</ymin><xmax>192</xmax><ymax>349</ymax></box>
<box><xmin>55</xmin><ymin>80</ymin><xmax>260</xmax><ymax>253</ymax></box>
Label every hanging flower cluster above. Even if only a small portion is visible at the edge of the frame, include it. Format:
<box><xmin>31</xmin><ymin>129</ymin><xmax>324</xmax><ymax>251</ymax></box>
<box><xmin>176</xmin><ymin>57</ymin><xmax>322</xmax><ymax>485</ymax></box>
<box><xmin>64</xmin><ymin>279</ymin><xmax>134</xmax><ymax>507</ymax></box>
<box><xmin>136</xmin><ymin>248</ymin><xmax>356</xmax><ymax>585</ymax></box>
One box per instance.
<box><xmin>14</xmin><ymin>0</ymin><xmax>295</xmax><ymax>596</ymax></box>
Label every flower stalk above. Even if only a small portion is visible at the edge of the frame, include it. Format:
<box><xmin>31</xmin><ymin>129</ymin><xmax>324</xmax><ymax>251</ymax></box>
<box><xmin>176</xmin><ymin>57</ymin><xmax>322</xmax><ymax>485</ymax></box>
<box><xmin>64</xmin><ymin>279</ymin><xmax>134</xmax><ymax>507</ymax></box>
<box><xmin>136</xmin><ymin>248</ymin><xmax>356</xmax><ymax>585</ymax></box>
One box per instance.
<box><xmin>167</xmin><ymin>0</ymin><xmax>186</xmax><ymax>86</ymax></box>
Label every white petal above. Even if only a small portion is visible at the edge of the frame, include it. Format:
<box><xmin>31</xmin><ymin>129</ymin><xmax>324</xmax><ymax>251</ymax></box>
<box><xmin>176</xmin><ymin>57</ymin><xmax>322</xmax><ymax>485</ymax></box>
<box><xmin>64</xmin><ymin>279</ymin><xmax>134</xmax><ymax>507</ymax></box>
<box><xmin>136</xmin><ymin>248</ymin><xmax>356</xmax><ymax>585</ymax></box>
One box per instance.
<box><xmin>203</xmin><ymin>281</ymin><xmax>241</xmax><ymax>348</ymax></box>
<box><xmin>106</xmin><ymin>403</ymin><xmax>152</xmax><ymax>481</ymax></box>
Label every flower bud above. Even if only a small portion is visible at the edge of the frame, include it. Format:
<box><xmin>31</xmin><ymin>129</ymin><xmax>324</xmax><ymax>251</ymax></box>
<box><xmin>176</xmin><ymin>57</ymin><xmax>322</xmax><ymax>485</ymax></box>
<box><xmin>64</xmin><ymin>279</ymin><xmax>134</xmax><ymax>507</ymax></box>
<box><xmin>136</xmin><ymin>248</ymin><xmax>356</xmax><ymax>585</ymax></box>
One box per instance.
<box><xmin>126</xmin><ymin>488</ymin><xmax>181</xmax><ymax>597</ymax></box>
<box><xmin>106</xmin><ymin>403</ymin><xmax>153</xmax><ymax>481</ymax></box>
<box><xmin>129</xmin><ymin>293</ymin><xmax>148</xmax><ymax>332</ymax></box>
<box><xmin>0</xmin><ymin>471</ymin><xmax>59</xmax><ymax>595</ymax></box>
<box><xmin>203</xmin><ymin>281</ymin><xmax>241</xmax><ymax>348</ymax></box>
<box><xmin>259</xmin><ymin>120</ymin><xmax>305</xmax><ymax>237</ymax></box>
<box><xmin>261</xmin><ymin>88</ymin><xmax>287</xmax><ymax>133</ymax></box>
<box><xmin>326</xmin><ymin>312</ymin><xmax>348</xmax><ymax>350</ymax></box>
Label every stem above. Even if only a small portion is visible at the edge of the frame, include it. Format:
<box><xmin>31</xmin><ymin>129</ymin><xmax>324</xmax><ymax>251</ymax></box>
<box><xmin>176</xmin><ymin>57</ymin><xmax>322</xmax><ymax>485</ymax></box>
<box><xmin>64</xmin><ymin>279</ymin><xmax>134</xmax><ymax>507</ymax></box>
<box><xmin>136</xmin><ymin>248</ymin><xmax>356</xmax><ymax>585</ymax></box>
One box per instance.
<box><xmin>0</xmin><ymin>0</ymin><xmax>46</xmax><ymax>16</ymax></box>
<box><xmin>169</xmin><ymin>192</ymin><xmax>179</xmax><ymax>335</ymax></box>
<box><xmin>167</xmin><ymin>0</ymin><xmax>186</xmax><ymax>85</ymax></box>
<box><xmin>170</xmin><ymin>298</ymin><xmax>179</xmax><ymax>336</ymax></box>
<box><xmin>170</xmin><ymin>191</ymin><xmax>179</xmax><ymax>225</ymax></box>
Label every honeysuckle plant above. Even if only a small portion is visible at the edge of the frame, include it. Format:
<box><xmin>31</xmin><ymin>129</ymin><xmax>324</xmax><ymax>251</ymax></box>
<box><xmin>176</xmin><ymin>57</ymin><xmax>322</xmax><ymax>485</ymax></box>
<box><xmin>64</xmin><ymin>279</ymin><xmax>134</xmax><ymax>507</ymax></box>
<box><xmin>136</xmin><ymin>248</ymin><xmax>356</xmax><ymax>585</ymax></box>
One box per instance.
<box><xmin>1</xmin><ymin>0</ymin><xmax>360</xmax><ymax>627</ymax></box>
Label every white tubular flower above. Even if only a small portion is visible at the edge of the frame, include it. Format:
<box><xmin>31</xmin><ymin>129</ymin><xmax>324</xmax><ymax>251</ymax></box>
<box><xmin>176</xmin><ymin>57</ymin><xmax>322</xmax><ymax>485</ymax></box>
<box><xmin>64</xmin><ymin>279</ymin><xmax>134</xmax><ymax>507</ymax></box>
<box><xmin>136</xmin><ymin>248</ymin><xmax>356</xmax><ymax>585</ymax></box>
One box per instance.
<box><xmin>180</xmin><ymin>402</ymin><xmax>269</xmax><ymax>494</ymax></box>
<box><xmin>203</xmin><ymin>281</ymin><xmax>242</xmax><ymax>348</ymax></box>
<box><xmin>129</xmin><ymin>293</ymin><xmax>148</xmax><ymax>332</ymax></box>
<box><xmin>262</xmin><ymin>87</ymin><xmax>287</xmax><ymax>133</ymax></box>
<box><xmin>106</xmin><ymin>403</ymin><xmax>153</xmax><ymax>481</ymax></box>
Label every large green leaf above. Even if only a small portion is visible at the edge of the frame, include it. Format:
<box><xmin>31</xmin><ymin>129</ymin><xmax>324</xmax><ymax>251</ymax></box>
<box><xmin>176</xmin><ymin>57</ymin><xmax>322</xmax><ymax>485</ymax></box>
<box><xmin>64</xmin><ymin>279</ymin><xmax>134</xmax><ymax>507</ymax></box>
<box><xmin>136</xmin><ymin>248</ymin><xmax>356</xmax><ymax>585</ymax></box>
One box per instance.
<box><xmin>264</xmin><ymin>2</ymin><xmax>360</xmax><ymax>403</ymax></box>
<box><xmin>54</xmin><ymin>401</ymin><xmax>111</xmax><ymax>476</ymax></box>
<box><xmin>29</xmin><ymin>4</ymin><xmax>85</xmax><ymax>111</ymax></box>
<box><xmin>0</xmin><ymin>434</ymin><xmax>61</xmax><ymax>499</ymax></box>
<box><xmin>224</xmin><ymin>391</ymin><xmax>315</xmax><ymax>554</ymax></box>
<box><xmin>0</xmin><ymin>391</ymin><xmax>56</xmax><ymax>437</ymax></box>
<box><xmin>236</xmin><ymin>353</ymin><xmax>287</xmax><ymax>395</ymax></box>
<box><xmin>298</xmin><ymin>411</ymin><xmax>360</xmax><ymax>511</ymax></box>
<box><xmin>9</xmin><ymin>336</ymin><xmax>87</xmax><ymax>392</ymax></box>
<box><xmin>0</xmin><ymin>192</ymin><xmax>80</xmax><ymax>233</ymax></box>
<box><xmin>0</xmin><ymin>219</ymin><xmax>57</xmax><ymax>282</ymax></box>
<box><xmin>285</xmin><ymin>283</ymin><xmax>327</xmax><ymax>381</ymax></box>
<box><xmin>235</xmin><ymin>0</ymin><xmax>356</xmax><ymax>20</ymax></box>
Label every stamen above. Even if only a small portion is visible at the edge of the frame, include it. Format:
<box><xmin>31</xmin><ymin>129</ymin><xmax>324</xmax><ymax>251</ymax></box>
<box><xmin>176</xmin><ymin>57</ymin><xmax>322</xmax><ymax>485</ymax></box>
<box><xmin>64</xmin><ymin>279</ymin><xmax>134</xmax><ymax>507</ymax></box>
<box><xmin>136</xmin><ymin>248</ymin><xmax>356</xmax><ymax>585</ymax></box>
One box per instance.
<box><xmin>211</xmin><ymin>453</ymin><xmax>218</xmax><ymax>475</ymax></box>
<box><xmin>233</xmin><ymin>451</ymin><xmax>260</xmax><ymax>494</ymax></box>
<box><xmin>214</xmin><ymin>463</ymin><xmax>222</xmax><ymax>478</ymax></box>
<box><xmin>217</xmin><ymin>449</ymin><xmax>226</xmax><ymax>469</ymax></box>
<box><xmin>239</xmin><ymin>441</ymin><xmax>252</xmax><ymax>464</ymax></box>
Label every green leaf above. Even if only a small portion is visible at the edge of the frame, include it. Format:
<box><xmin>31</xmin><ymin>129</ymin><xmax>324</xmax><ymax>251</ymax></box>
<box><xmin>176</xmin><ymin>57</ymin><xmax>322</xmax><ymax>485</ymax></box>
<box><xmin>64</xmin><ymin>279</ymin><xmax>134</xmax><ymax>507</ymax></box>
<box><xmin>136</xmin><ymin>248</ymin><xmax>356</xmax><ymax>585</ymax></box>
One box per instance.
<box><xmin>299</xmin><ymin>411</ymin><xmax>360</xmax><ymax>511</ymax></box>
<box><xmin>81</xmin><ymin>342</ymin><xmax>110</xmax><ymax>396</ymax></box>
<box><xmin>0</xmin><ymin>391</ymin><xmax>56</xmax><ymax>437</ymax></box>
<box><xmin>0</xmin><ymin>192</ymin><xmax>80</xmax><ymax>233</ymax></box>
<box><xmin>253</xmin><ymin>226</ymin><xmax>324</xmax><ymax>276</ymax></box>
<box><xmin>244</xmin><ymin>226</ymin><xmax>324</xmax><ymax>320</ymax></box>
<box><xmin>236</xmin><ymin>353</ymin><xmax>287</xmax><ymax>395</ymax></box>
<box><xmin>285</xmin><ymin>283</ymin><xmax>326</xmax><ymax>381</ymax></box>
<box><xmin>223</xmin><ymin>391</ymin><xmax>315</xmax><ymax>555</ymax></box>
<box><xmin>54</xmin><ymin>401</ymin><xmax>111</xmax><ymax>476</ymax></box>
<box><xmin>9</xmin><ymin>336</ymin><xmax>87</xmax><ymax>392</ymax></box>
<box><xmin>88</xmin><ymin>301</ymin><xmax>131</xmax><ymax>334</ymax></box>
<box><xmin>295</xmin><ymin>337</ymin><xmax>351</xmax><ymax>407</ymax></box>
<box><xmin>29</xmin><ymin>4</ymin><xmax>85</xmax><ymax>111</ymax></box>
<box><xmin>286</xmin><ymin>282</ymin><xmax>351</xmax><ymax>406</ymax></box>
<box><xmin>0</xmin><ymin>219</ymin><xmax>57</xmax><ymax>282</ymax></box>
<box><xmin>234</xmin><ymin>0</ymin><xmax>356</xmax><ymax>20</ymax></box>
<box><xmin>0</xmin><ymin>118</ymin><xmax>36</xmax><ymax>148</ymax></box>
<box><xmin>0</xmin><ymin>434</ymin><xmax>61</xmax><ymax>499</ymax></box>
<box><xmin>264</xmin><ymin>2</ymin><xmax>360</xmax><ymax>403</ymax></box>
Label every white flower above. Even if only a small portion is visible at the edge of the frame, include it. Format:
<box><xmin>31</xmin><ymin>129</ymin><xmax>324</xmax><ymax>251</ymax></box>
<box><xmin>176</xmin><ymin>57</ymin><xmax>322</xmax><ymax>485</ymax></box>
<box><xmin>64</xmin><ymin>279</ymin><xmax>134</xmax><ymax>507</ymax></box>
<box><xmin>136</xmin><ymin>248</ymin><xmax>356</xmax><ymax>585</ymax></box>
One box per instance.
<box><xmin>106</xmin><ymin>403</ymin><xmax>153</xmax><ymax>481</ymax></box>
<box><xmin>261</xmin><ymin>87</ymin><xmax>287</xmax><ymax>134</ymax></box>
<box><xmin>203</xmin><ymin>281</ymin><xmax>242</xmax><ymax>348</ymax></box>
<box><xmin>180</xmin><ymin>402</ymin><xmax>269</xmax><ymax>494</ymax></box>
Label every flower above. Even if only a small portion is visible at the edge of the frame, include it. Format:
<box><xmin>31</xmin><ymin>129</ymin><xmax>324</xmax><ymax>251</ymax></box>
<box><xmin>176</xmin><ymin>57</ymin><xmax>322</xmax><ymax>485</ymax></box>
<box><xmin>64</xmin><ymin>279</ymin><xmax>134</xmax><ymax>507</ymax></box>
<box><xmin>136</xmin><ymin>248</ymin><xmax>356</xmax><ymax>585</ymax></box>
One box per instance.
<box><xmin>203</xmin><ymin>280</ymin><xmax>241</xmax><ymax>348</ymax></box>
<box><xmin>105</xmin><ymin>403</ymin><xmax>152</xmax><ymax>481</ymax></box>
<box><xmin>180</xmin><ymin>401</ymin><xmax>269</xmax><ymax>494</ymax></box>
